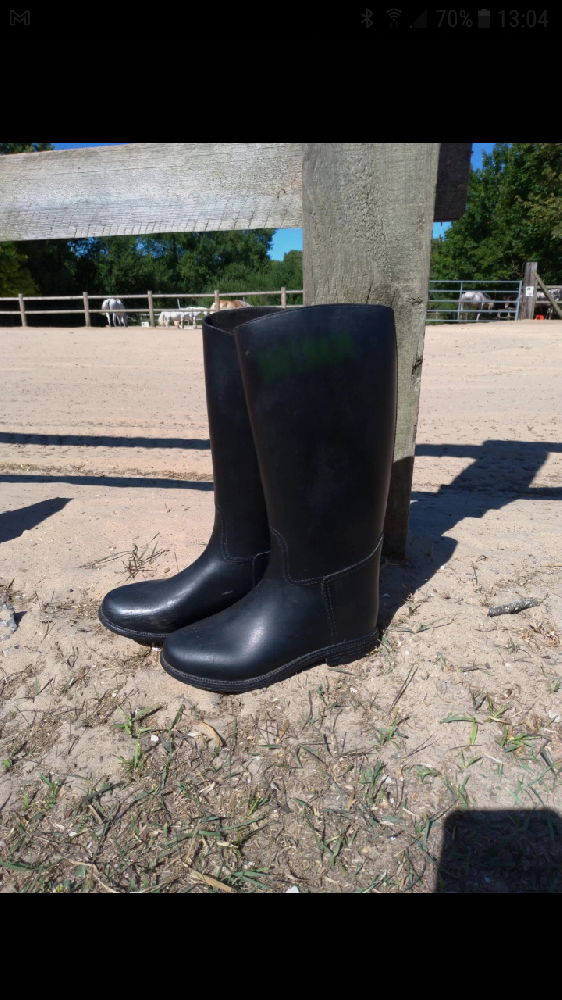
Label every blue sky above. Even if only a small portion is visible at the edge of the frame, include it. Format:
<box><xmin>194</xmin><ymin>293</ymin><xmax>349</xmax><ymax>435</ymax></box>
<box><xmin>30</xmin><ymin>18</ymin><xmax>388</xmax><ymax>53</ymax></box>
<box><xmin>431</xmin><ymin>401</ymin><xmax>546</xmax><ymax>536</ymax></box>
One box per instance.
<box><xmin>53</xmin><ymin>143</ymin><xmax>497</xmax><ymax>256</ymax></box>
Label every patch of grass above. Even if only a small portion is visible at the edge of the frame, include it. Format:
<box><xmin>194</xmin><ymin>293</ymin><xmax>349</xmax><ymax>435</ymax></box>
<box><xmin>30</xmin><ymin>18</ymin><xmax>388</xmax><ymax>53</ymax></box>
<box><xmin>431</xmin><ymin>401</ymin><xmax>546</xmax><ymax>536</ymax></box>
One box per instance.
<box><xmin>119</xmin><ymin>740</ymin><xmax>146</xmax><ymax>781</ymax></box>
<box><xmin>519</xmin><ymin>619</ymin><xmax>561</xmax><ymax>652</ymax></box>
<box><xmin>124</xmin><ymin>535</ymin><xmax>171</xmax><ymax>580</ymax></box>
<box><xmin>39</xmin><ymin>774</ymin><xmax>63</xmax><ymax>810</ymax></box>
<box><xmin>499</xmin><ymin>728</ymin><xmax>543</xmax><ymax>755</ymax></box>
<box><xmin>114</xmin><ymin>705</ymin><xmax>161</xmax><ymax>740</ymax></box>
<box><xmin>391</xmin><ymin>618</ymin><xmax>453</xmax><ymax>635</ymax></box>
<box><xmin>440</xmin><ymin>714</ymin><xmax>479</xmax><ymax>746</ymax></box>
<box><xmin>444</xmin><ymin>775</ymin><xmax>470</xmax><ymax>809</ymax></box>
<box><xmin>2</xmin><ymin>549</ymin><xmax>559</xmax><ymax>894</ymax></box>
<box><xmin>415</xmin><ymin>767</ymin><xmax>442</xmax><ymax>784</ymax></box>
<box><xmin>371</xmin><ymin>721</ymin><xmax>408</xmax><ymax>750</ymax></box>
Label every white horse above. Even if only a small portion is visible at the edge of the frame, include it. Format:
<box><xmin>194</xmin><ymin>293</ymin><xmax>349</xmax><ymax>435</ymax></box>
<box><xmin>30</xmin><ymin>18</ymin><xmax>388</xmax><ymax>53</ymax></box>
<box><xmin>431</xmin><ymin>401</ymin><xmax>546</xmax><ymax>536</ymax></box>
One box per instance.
<box><xmin>159</xmin><ymin>310</ymin><xmax>190</xmax><ymax>329</ymax></box>
<box><xmin>159</xmin><ymin>306</ymin><xmax>210</xmax><ymax>328</ymax></box>
<box><xmin>460</xmin><ymin>291</ymin><xmax>494</xmax><ymax>322</ymax></box>
<box><xmin>176</xmin><ymin>301</ymin><xmax>211</xmax><ymax>326</ymax></box>
<box><xmin>102</xmin><ymin>298</ymin><xmax>128</xmax><ymax>327</ymax></box>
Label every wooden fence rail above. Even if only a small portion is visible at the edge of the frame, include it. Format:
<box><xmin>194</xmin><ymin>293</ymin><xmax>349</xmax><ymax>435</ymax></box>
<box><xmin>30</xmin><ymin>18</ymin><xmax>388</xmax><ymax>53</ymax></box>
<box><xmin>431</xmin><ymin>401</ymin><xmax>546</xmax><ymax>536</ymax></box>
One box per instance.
<box><xmin>0</xmin><ymin>288</ymin><xmax>303</xmax><ymax>324</ymax></box>
<box><xmin>0</xmin><ymin>143</ymin><xmax>471</xmax><ymax>243</ymax></box>
<box><xmin>534</xmin><ymin>271</ymin><xmax>562</xmax><ymax>320</ymax></box>
<box><xmin>0</xmin><ymin>289</ymin><xmax>303</xmax><ymax>302</ymax></box>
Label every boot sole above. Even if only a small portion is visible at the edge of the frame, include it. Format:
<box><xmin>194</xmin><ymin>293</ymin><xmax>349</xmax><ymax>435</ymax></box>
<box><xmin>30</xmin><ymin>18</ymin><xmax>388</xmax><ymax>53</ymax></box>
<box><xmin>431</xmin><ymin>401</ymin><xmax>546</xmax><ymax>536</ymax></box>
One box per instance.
<box><xmin>160</xmin><ymin>629</ymin><xmax>379</xmax><ymax>694</ymax></box>
<box><xmin>98</xmin><ymin>606</ymin><xmax>168</xmax><ymax>646</ymax></box>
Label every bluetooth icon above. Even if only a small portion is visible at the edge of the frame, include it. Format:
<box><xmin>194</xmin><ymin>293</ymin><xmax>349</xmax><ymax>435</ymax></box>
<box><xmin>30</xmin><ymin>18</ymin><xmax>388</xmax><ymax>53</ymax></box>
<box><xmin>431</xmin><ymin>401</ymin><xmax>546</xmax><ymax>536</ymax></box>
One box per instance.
<box><xmin>361</xmin><ymin>8</ymin><xmax>373</xmax><ymax>28</ymax></box>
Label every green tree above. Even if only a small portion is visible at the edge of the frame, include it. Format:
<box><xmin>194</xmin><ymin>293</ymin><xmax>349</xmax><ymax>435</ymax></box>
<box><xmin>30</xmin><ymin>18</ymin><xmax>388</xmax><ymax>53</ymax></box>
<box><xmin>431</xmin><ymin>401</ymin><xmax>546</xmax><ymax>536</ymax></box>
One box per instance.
<box><xmin>431</xmin><ymin>143</ymin><xmax>562</xmax><ymax>284</ymax></box>
<box><xmin>0</xmin><ymin>143</ymin><xmax>54</xmax><ymax>154</ymax></box>
<box><xmin>214</xmin><ymin>249</ymin><xmax>303</xmax><ymax>305</ymax></box>
<box><xmin>86</xmin><ymin>230</ymin><xmax>279</xmax><ymax>301</ymax></box>
<box><xmin>0</xmin><ymin>144</ymin><xmax>54</xmax><ymax>298</ymax></box>
<box><xmin>0</xmin><ymin>242</ymin><xmax>37</xmax><ymax>296</ymax></box>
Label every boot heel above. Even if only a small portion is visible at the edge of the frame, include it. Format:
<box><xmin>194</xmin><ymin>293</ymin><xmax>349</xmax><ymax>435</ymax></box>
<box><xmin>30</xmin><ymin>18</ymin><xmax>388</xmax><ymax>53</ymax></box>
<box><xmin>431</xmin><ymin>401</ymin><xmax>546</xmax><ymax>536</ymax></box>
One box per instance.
<box><xmin>326</xmin><ymin>629</ymin><xmax>379</xmax><ymax>667</ymax></box>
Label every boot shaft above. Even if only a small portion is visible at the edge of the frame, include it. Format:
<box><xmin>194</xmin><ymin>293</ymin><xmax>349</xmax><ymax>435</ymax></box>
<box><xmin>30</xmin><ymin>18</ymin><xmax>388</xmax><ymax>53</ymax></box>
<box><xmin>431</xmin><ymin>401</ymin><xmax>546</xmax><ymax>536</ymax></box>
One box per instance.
<box><xmin>234</xmin><ymin>305</ymin><xmax>398</xmax><ymax>580</ymax></box>
<box><xmin>202</xmin><ymin>308</ymin><xmax>280</xmax><ymax>559</ymax></box>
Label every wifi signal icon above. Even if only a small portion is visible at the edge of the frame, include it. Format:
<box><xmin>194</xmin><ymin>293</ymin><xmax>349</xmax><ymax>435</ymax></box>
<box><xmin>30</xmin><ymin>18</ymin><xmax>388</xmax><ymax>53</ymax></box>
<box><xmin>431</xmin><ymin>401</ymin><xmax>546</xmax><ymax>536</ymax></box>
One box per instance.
<box><xmin>387</xmin><ymin>8</ymin><xmax>402</xmax><ymax>26</ymax></box>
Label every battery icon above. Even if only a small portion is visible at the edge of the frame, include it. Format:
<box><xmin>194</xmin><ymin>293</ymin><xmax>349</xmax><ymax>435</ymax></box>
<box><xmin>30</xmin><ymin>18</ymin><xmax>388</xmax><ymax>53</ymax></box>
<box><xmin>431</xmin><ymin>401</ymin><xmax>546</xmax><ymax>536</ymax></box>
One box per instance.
<box><xmin>478</xmin><ymin>9</ymin><xmax>491</xmax><ymax>27</ymax></box>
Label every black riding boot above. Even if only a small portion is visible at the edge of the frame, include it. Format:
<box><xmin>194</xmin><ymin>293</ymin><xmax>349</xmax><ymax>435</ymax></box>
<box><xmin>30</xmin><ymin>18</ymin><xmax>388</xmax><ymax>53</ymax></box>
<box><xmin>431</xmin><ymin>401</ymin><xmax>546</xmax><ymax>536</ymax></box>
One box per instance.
<box><xmin>99</xmin><ymin>308</ymin><xmax>279</xmax><ymax>645</ymax></box>
<box><xmin>161</xmin><ymin>304</ymin><xmax>398</xmax><ymax>691</ymax></box>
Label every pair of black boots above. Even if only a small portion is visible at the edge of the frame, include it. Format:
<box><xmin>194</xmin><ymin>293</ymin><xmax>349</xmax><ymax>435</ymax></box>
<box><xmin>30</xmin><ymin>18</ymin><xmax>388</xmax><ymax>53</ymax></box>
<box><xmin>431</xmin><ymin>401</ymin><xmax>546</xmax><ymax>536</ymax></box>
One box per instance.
<box><xmin>99</xmin><ymin>305</ymin><xmax>398</xmax><ymax>694</ymax></box>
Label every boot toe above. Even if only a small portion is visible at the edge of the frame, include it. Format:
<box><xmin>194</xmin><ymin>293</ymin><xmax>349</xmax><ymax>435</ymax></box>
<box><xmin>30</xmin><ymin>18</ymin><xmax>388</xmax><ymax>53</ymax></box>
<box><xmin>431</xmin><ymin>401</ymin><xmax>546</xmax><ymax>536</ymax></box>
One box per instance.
<box><xmin>100</xmin><ymin>583</ymin><xmax>172</xmax><ymax>640</ymax></box>
<box><xmin>160</xmin><ymin>618</ymin><xmax>235</xmax><ymax>687</ymax></box>
<box><xmin>159</xmin><ymin>576</ymin><xmax>333</xmax><ymax>692</ymax></box>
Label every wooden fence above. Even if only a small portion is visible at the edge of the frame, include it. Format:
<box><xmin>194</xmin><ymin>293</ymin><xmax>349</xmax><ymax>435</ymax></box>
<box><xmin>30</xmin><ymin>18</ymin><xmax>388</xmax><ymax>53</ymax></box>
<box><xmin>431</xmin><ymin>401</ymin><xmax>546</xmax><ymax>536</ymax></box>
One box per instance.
<box><xmin>520</xmin><ymin>263</ymin><xmax>562</xmax><ymax>321</ymax></box>
<box><xmin>0</xmin><ymin>289</ymin><xmax>304</xmax><ymax>327</ymax></box>
<box><xmin>0</xmin><ymin>142</ymin><xmax>473</xmax><ymax>559</ymax></box>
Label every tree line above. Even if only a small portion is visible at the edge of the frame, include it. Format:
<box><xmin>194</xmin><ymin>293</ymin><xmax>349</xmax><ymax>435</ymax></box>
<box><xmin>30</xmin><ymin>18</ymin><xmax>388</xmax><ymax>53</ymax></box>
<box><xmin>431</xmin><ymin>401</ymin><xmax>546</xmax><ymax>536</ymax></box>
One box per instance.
<box><xmin>431</xmin><ymin>143</ymin><xmax>562</xmax><ymax>284</ymax></box>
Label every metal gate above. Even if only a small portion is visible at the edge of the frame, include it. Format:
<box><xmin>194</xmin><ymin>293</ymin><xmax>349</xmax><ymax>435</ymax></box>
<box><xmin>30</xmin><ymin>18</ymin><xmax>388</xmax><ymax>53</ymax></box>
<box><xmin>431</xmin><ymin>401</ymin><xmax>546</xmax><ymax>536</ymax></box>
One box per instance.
<box><xmin>427</xmin><ymin>280</ymin><xmax>522</xmax><ymax>323</ymax></box>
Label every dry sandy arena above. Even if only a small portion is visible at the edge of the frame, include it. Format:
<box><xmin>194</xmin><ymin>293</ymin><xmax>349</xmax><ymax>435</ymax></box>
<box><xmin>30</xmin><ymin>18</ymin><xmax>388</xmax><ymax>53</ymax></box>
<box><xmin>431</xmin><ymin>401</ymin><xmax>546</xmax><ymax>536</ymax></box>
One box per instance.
<box><xmin>0</xmin><ymin>320</ymin><xmax>560</xmax><ymax>893</ymax></box>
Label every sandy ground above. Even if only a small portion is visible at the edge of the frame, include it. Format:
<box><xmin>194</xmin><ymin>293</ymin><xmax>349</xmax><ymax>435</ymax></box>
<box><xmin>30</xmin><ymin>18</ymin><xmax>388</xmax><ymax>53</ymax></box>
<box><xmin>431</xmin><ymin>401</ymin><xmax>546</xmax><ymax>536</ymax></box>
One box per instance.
<box><xmin>0</xmin><ymin>320</ymin><xmax>561</xmax><ymax>893</ymax></box>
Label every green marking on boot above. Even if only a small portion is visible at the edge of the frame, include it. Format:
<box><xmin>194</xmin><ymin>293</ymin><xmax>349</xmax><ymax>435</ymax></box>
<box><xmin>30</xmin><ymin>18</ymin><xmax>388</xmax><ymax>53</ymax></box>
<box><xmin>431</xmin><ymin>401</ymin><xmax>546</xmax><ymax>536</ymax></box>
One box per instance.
<box><xmin>257</xmin><ymin>332</ymin><xmax>356</xmax><ymax>384</ymax></box>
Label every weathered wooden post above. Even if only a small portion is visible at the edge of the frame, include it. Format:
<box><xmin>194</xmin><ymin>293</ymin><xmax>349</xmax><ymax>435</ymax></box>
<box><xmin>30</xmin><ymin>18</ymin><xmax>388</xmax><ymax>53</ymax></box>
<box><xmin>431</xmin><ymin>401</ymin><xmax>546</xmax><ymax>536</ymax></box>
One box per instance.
<box><xmin>18</xmin><ymin>293</ymin><xmax>27</xmax><ymax>327</ymax></box>
<box><xmin>214</xmin><ymin>289</ymin><xmax>221</xmax><ymax>312</ymax></box>
<box><xmin>147</xmin><ymin>291</ymin><xmax>155</xmax><ymax>328</ymax></box>
<box><xmin>302</xmin><ymin>143</ymin><xmax>441</xmax><ymax>562</ymax></box>
<box><xmin>83</xmin><ymin>292</ymin><xmax>91</xmax><ymax>327</ymax></box>
<box><xmin>520</xmin><ymin>262</ymin><xmax>538</xmax><ymax>320</ymax></box>
<box><xmin>534</xmin><ymin>270</ymin><xmax>562</xmax><ymax>321</ymax></box>
<box><xmin>281</xmin><ymin>286</ymin><xmax>287</xmax><ymax>309</ymax></box>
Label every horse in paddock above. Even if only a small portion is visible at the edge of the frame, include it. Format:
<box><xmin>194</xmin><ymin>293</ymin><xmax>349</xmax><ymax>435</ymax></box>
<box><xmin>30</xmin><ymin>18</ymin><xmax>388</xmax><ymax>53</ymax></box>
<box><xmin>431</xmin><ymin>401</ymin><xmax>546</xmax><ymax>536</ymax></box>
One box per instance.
<box><xmin>459</xmin><ymin>291</ymin><xmax>494</xmax><ymax>322</ymax></box>
<box><xmin>159</xmin><ymin>311</ymin><xmax>187</xmax><ymax>329</ymax></box>
<box><xmin>158</xmin><ymin>310</ymin><xmax>204</xmax><ymax>329</ymax></box>
<box><xmin>209</xmin><ymin>299</ymin><xmax>249</xmax><ymax>313</ymax></box>
<box><xmin>102</xmin><ymin>299</ymin><xmax>128</xmax><ymax>327</ymax></box>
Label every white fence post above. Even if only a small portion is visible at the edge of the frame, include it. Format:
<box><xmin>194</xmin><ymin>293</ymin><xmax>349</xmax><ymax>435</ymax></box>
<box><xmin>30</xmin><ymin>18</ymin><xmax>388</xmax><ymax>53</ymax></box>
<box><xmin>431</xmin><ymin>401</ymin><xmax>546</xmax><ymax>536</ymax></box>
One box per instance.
<box><xmin>148</xmin><ymin>291</ymin><xmax>155</xmax><ymax>328</ymax></box>
<box><xmin>281</xmin><ymin>286</ymin><xmax>287</xmax><ymax>309</ymax></box>
<box><xmin>83</xmin><ymin>292</ymin><xmax>91</xmax><ymax>327</ymax></box>
<box><xmin>18</xmin><ymin>294</ymin><xmax>27</xmax><ymax>327</ymax></box>
<box><xmin>214</xmin><ymin>290</ymin><xmax>221</xmax><ymax>312</ymax></box>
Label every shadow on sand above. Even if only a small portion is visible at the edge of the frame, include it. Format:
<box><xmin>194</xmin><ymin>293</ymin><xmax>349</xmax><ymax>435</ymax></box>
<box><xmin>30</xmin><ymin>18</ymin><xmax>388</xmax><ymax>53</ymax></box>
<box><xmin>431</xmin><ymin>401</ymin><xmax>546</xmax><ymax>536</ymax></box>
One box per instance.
<box><xmin>0</xmin><ymin>437</ymin><xmax>559</xmax><ymax>617</ymax></box>
<box><xmin>436</xmin><ymin>809</ymin><xmax>562</xmax><ymax>893</ymax></box>
<box><xmin>380</xmin><ymin>438</ymin><xmax>560</xmax><ymax>616</ymax></box>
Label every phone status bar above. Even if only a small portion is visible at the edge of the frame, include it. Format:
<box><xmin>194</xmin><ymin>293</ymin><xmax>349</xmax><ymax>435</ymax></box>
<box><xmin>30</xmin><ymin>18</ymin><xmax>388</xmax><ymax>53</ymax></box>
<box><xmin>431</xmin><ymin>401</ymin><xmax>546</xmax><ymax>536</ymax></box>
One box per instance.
<box><xmin>361</xmin><ymin>8</ymin><xmax>552</xmax><ymax>28</ymax></box>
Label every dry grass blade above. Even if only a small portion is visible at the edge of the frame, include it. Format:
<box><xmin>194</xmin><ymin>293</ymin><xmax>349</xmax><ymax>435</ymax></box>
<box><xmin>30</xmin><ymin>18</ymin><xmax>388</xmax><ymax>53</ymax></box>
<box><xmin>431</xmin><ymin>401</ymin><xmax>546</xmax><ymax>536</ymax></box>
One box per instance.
<box><xmin>124</xmin><ymin>534</ymin><xmax>170</xmax><ymax>580</ymax></box>
<box><xmin>190</xmin><ymin>723</ymin><xmax>224</xmax><ymax>747</ymax></box>
<box><xmin>83</xmin><ymin>865</ymin><xmax>119</xmax><ymax>894</ymax></box>
<box><xmin>389</xmin><ymin>666</ymin><xmax>419</xmax><ymax>717</ymax></box>
<box><xmin>187</xmin><ymin>870</ymin><xmax>233</xmax><ymax>893</ymax></box>
<box><xmin>79</xmin><ymin>551</ymin><xmax>131</xmax><ymax>570</ymax></box>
